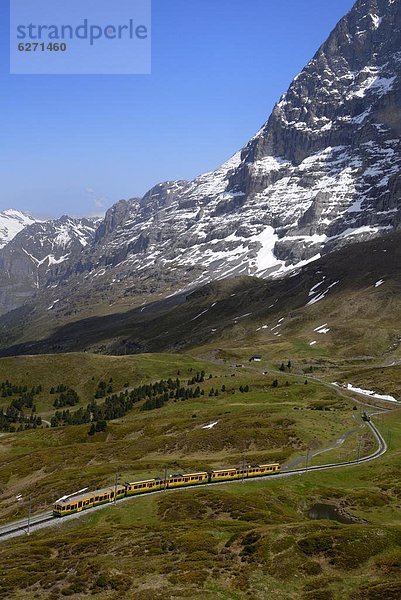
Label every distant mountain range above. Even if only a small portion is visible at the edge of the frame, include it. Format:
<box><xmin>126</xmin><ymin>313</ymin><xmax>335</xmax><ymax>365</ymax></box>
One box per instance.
<box><xmin>0</xmin><ymin>0</ymin><xmax>400</xmax><ymax>350</ymax></box>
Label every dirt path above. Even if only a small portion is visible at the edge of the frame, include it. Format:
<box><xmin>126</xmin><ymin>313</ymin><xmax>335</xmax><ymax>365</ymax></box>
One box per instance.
<box><xmin>282</xmin><ymin>427</ymin><xmax>360</xmax><ymax>470</ymax></box>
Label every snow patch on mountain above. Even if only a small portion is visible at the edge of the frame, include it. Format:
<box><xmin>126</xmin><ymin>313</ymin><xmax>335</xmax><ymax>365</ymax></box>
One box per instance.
<box><xmin>0</xmin><ymin>209</ymin><xmax>39</xmax><ymax>249</ymax></box>
<box><xmin>314</xmin><ymin>324</ymin><xmax>330</xmax><ymax>334</ymax></box>
<box><xmin>333</xmin><ymin>382</ymin><xmax>398</xmax><ymax>403</ymax></box>
<box><xmin>19</xmin><ymin>217</ymin><xmax>99</xmax><ymax>269</ymax></box>
<box><xmin>307</xmin><ymin>281</ymin><xmax>340</xmax><ymax>306</ymax></box>
<box><xmin>371</xmin><ymin>13</ymin><xmax>383</xmax><ymax>29</ymax></box>
<box><xmin>202</xmin><ymin>421</ymin><xmax>219</xmax><ymax>430</ymax></box>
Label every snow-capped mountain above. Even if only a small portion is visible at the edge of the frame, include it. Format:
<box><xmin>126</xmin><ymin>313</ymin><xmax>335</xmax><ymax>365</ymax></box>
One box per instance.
<box><xmin>0</xmin><ymin>209</ymin><xmax>38</xmax><ymax>249</ymax></box>
<box><xmin>62</xmin><ymin>0</ymin><xmax>401</xmax><ymax>292</ymax></box>
<box><xmin>0</xmin><ymin>216</ymin><xmax>99</xmax><ymax>314</ymax></box>
<box><xmin>0</xmin><ymin>0</ymin><xmax>400</xmax><ymax>318</ymax></box>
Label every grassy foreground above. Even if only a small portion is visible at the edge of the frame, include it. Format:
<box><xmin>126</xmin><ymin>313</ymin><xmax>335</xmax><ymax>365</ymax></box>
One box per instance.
<box><xmin>0</xmin><ymin>409</ymin><xmax>400</xmax><ymax>600</ymax></box>
<box><xmin>0</xmin><ymin>350</ymin><xmax>400</xmax><ymax>599</ymax></box>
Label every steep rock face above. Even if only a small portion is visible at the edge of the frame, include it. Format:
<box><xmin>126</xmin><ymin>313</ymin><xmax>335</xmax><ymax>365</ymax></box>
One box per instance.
<box><xmin>69</xmin><ymin>0</ymin><xmax>401</xmax><ymax>294</ymax></box>
<box><xmin>0</xmin><ymin>216</ymin><xmax>99</xmax><ymax>313</ymax></box>
<box><xmin>229</xmin><ymin>0</ymin><xmax>401</xmax><ymax>263</ymax></box>
<box><xmin>0</xmin><ymin>0</ymin><xmax>400</xmax><ymax>319</ymax></box>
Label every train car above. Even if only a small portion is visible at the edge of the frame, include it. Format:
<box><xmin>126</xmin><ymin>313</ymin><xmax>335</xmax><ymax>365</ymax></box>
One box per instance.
<box><xmin>166</xmin><ymin>472</ymin><xmax>208</xmax><ymax>488</ymax></box>
<box><xmin>209</xmin><ymin>463</ymin><xmax>280</xmax><ymax>483</ymax></box>
<box><xmin>209</xmin><ymin>468</ymin><xmax>240</xmax><ymax>482</ymax></box>
<box><xmin>125</xmin><ymin>478</ymin><xmax>164</xmax><ymax>496</ymax></box>
<box><xmin>53</xmin><ymin>485</ymin><xmax>125</xmax><ymax>517</ymax></box>
<box><xmin>246</xmin><ymin>463</ymin><xmax>280</xmax><ymax>478</ymax></box>
<box><xmin>259</xmin><ymin>463</ymin><xmax>280</xmax><ymax>475</ymax></box>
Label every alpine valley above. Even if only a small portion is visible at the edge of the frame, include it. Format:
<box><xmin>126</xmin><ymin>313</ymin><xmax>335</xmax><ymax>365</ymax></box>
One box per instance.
<box><xmin>2</xmin><ymin>3</ymin><xmax>401</xmax><ymax>600</ymax></box>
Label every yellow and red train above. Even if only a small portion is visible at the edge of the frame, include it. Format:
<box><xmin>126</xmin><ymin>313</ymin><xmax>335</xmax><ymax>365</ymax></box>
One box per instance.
<box><xmin>53</xmin><ymin>463</ymin><xmax>280</xmax><ymax>517</ymax></box>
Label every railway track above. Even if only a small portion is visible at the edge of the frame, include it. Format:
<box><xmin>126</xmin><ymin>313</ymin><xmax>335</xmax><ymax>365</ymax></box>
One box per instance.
<box><xmin>0</xmin><ymin>511</ymin><xmax>54</xmax><ymax>539</ymax></box>
<box><xmin>0</xmin><ymin>418</ymin><xmax>387</xmax><ymax>542</ymax></box>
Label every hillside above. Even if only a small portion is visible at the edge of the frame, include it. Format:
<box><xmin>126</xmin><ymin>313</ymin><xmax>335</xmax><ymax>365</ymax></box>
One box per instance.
<box><xmin>1</xmin><ymin>230</ymin><xmax>400</xmax><ymax>362</ymax></box>
<box><xmin>0</xmin><ymin>350</ymin><xmax>400</xmax><ymax>599</ymax></box>
<box><xmin>3</xmin><ymin>433</ymin><xmax>401</xmax><ymax>600</ymax></box>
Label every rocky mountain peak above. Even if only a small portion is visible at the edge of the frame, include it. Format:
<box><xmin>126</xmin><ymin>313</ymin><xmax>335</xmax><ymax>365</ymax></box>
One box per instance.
<box><xmin>0</xmin><ymin>209</ymin><xmax>39</xmax><ymax>249</ymax></box>
<box><xmin>240</xmin><ymin>0</ymin><xmax>400</xmax><ymax>167</ymax></box>
<box><xmin>0</xmin><ymin>0</ymin><xmax>400</xmax><ymax>319</ymax></box>
<box><xmin>94</xmin><ymin>200</ymin><xmax>137</xmax><ymax>244</ymax></box>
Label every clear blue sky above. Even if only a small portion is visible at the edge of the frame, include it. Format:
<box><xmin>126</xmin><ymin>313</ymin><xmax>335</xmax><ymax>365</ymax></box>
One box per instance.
<box><xmin>0</xmin><ymin>0</ymin><xmax>356</xmax><ymax>218</ymax></box>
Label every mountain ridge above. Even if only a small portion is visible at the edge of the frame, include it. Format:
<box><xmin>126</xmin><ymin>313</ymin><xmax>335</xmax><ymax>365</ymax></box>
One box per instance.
<box><xmin>0</xmin><ymin>215</ymin><xmax>100</xmax><ymax>315</ymax></box>
<box><xmin>0</xmin><ymin>0</ymin><xmax>400</xmax><ymax>324</ymax></box>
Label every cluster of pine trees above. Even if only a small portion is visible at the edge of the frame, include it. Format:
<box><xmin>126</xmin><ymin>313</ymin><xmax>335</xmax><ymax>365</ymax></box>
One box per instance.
<box><xmin>0</xmin><ymin>410</ymin><xmax>42</xmax><ymax>432</ymax></box>
<box><xmin>51</xmin><ymin>406</ymin><xmax>91</xmax><ymax>427</ymax></box>
<box><xmin>1</xmin><ymin>381</ymin><xmax>41</xmax><ymax>397</ymax></box>
<box><xmin>53</xmin><ymin>388</ymin><xmax>80</xmax><ymax>408</ymax></box>
<box><xmin>49</xmin><ymin>370</ymin><xmax>259</xmax><ymax>435</ymax></box>
<box><xmin>187</xmin><ymin>371</ymin><xmax>206</xmax><ymax>385</ymax></box>
<box><xmin>94</xmin><ymin>379</ymin><xmax>113</xmax><ymax>398</ymax></box>
<box><xmin>49</xmin><ymin>384</ymin><xmax>68</xmax><ymax>394</ymax></box>
<box><xmin>0</xmin><ymin>381</ymin><xmax>43</xmax><ymax>432</ymax></box>
<box><xmin>88</xmin><ymin>420</ymin><xmax>107</xmax><ymax>436</ymax></box>
<box><xmin>0</xmin><ymin>369</ymin><xmax>256</xmax><ymax>435</ymax></box>
<box><xmin>48</xmin><ymin>374</ymin><xmax>219</xmax><ymax>433</ymax></box>
<box><xmin>141</xmin><ymin>383</ymin><xmax>206</xmax><ymax>411</ymax></box>
<box><xmin>48</xmin><ymin>377</ymin><xmax>188</xmax><ymax>431</ymax></box>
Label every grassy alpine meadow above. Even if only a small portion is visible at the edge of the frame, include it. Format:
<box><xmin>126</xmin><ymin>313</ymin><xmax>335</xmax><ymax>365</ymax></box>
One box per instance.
<box><xmin>0</xmin><ymin>352</ymin><xmax>230</xmax><ymax>414</ymax></box>
<box><xmin>0</xmin><ymin>349</ymin><xmax>399</xmax><ymax>600</ymax></box>
<box><xmin>0</xmin><ymin>408</ymin><xmax>400</xmax><ymax>599</ymax></box>
<box><xmin>0</xmin><ymin>351</ymin><xmax>364</xmax><ymax>524</ymax></box>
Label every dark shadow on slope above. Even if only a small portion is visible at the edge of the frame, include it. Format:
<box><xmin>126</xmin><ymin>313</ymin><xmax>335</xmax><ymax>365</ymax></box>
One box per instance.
<box><xmin>0</xmin><ymin>232</ymin><xmax>400</xmax><ymax>357</ymax></box>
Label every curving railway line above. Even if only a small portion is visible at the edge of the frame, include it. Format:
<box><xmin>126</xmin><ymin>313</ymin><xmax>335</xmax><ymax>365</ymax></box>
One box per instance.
<box><xmin>0</xmin><ymin>416</ymin><xmax>387</xmax><ymax>542</ymax></box>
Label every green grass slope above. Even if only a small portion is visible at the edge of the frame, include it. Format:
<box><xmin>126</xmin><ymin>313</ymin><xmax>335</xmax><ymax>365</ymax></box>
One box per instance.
<box><xmin>0</xmin><ymin>352</ymin><xmax>226</xmax><ymax>414</ymax></box>
<box><xmin>0</xmin><ymin>357</ymin><xmax>363</xmax><ymax>524</ymax></box>
<box><xmin>0</xmin><ymin>408</ymin><xmax>400</xmax><ymax>600</ymax></box>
